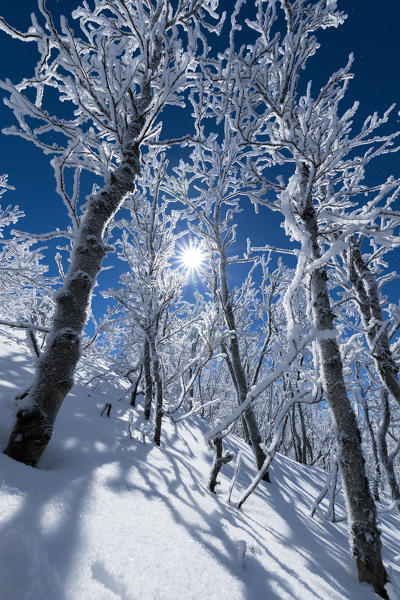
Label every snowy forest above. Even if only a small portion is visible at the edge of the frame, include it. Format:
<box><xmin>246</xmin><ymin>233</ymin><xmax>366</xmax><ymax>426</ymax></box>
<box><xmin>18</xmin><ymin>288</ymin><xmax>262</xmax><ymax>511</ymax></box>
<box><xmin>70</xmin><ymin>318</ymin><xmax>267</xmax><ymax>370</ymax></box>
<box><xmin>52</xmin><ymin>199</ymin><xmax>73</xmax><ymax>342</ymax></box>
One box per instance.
<box><xmin>0</xmin><ymin>1</ymin><xmax>399</xmax><ymax>599</ymax></box>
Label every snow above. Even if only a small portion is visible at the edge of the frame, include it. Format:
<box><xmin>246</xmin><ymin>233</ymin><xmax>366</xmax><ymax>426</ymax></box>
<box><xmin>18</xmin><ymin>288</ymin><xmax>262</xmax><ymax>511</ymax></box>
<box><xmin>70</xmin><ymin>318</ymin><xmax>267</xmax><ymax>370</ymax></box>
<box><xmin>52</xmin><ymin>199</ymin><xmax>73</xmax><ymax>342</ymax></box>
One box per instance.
<box><xmin>0</xmin><ymin>330</ymin><xmax>399</xmax><ymax>600</ymax></box>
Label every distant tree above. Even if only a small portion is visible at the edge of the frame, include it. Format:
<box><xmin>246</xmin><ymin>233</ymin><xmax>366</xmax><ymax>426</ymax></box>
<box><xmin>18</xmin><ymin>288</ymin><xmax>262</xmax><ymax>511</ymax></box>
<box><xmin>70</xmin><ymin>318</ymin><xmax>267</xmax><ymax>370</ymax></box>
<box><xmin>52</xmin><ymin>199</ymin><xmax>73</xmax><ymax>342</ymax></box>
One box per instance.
<box><xmin>346</xmin><ymin>237</ymin><xmax>400</xmax><ymax>410</ymax></box>
<box><xmin>106</xmin><ymin>155</ymin><xmax>186</xmax><ymax>444</ymax></box>
<box><xmin>0</xmin><ymin>0</ymin><xmax>223</xmax><ymax>466</ymax></box>
<box><xmin>166</xmin><ymin>129</ymin><xmax>272</xmax><ymax>481</ymax></box>
<box><xmin>0</xmin><ymin>174</ymin><xmax>55</xmax><ymax>350</ymax></box>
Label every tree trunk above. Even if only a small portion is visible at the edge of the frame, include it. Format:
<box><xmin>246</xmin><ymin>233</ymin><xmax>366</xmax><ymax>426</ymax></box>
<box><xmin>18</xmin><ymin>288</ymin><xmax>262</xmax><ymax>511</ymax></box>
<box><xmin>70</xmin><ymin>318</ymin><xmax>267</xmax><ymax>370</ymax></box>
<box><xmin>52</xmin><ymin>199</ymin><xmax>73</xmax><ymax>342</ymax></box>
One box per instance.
<box><xmin>143</xmin><ymin>338</ymin><xmax>153</xmax><ymax>420</ymax></box>
<box><xmin>326</xmin><ymin>458</ymin><xmax>339</xmax><ymax>523</ymax></box>
<box><xmin>5</xmin><ymin>143</ymin><xmax>141</xmax><ymax>467</ymax></box>
<box><xmin>209</xmin><ymin>436</ymin><xmax>234</xmax><ymax>493</ymax></box>
<box><xmin>130</xmin><ymin>364</ymin><xmax>143</xmax><ymax>408</ymax></box>
<box><xmin>219</xmin><ymin>248</ymin><xmax>270</xmax><ymax>482</ymax></box>
<box><xmin>310</xmin><ymin>453</ymin><xmax>338</xmax><ymax>521</ymax></box>
<box><xmin>149</xmin><ymin>335</ymin><xmax>163</xmax><ymax>446</ymax></box>
<box><xmin>237</xmin><ymin>412</ymin><xmax>288</xmax><ymax>509</ymax></box>
<box><xmin>349</xmin><ymin>241</ymin><xmax>400</xmax><ymax>410</ymax></box>
<box><xmin>221</xmin><ymin>341</ymin><xmax>252</xmax><ymax>446</ymax></box>
<box><xmin>364</xmin><ymin>402</ymin><xmax>382</xmax><ymax>502</ymax></box>
<box><xmin>377</xmin><ymin>389</ymin><xmax>400</xmax><ymax>510</ymax></box>
<box><xmin>355</xmin><ymin>362</ymin><xmax>381</xmax><ymax>501</ymax></box>
<box><xmin>187</xmin><ymin>339</ymin><xmax>197</xmax><ymax>410</ymax></box>
<box><xmin>298</xmin><ymin>403</ymin><xmax>308</xmax><ymax>464</ymax></box>
<box><xmin>290</xmin><ymin>405</ymin><xmax>302</xmax><ymax>463</ymax></box>
<box><xmin>300</xmin><ymin>165</ymin><xmax>388</xmax><ymax>597</ymax></box>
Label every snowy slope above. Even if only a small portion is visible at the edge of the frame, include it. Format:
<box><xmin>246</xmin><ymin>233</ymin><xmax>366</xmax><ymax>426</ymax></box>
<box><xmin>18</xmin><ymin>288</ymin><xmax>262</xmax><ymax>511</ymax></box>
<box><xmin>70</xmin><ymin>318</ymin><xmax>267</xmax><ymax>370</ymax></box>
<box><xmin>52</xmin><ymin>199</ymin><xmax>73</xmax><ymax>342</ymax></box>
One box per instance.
<box><xmin>0</xmin><ymin>330</ymin><xmax>399</xmax><ymax>600</ymax></box>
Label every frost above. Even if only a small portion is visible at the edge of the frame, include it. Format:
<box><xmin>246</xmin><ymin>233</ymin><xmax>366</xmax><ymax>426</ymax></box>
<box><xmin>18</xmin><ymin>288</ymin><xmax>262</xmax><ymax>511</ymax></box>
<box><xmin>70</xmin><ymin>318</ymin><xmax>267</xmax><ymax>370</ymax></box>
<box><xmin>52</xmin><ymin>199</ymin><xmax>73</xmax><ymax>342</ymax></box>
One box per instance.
<box><xmin>317</xmin><ymin>328</ymin><xmax>337</xmax><ymax>341</ymax></box>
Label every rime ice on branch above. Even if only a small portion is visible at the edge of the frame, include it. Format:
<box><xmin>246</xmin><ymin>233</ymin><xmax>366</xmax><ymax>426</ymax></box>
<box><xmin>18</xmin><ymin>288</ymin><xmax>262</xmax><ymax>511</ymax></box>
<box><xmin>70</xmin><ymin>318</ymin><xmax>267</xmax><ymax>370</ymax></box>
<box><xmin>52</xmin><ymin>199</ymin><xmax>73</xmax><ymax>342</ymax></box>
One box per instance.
<box><xmin>203</xmin><ymin>0</ymin><xmax>400</xmax><ymax>596</ymax></box>
<box><xmin>0</xmin><ymin>0</ymin><xmax>224</xmax><ymax>467</ymax></box>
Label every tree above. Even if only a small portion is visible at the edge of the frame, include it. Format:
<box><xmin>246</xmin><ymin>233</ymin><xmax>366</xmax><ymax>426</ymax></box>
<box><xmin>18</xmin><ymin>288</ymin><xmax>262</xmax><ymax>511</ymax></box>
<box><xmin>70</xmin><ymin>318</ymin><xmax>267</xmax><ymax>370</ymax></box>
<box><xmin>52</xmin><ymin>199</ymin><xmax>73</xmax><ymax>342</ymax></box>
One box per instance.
<box><xmin>0</xmin><ymin>0</ymin><xmax>223</xmax><ymax>466</ymax></box>
<box><xmin>106</xmin><ymin>155</ymin><xmax>186</xmax><ymax>444</ymax></box>
<box><xmin>377</xmin><ymin>388</ymin><xmax>400</xmax><ymax>511</ymax></box>
<box><xmin>346</xmin><ymin>237</ymin><xmax>400</xmax><ymax>410</ymax></box>
<box><xmin>0</xmin><ymin>174</ymin><xmax>55</xmax><ymax>348</ymax></box>
<box><xmin>208</xmin><ymin>0</ymin><xmax>400</xmax><ymax>595</ymax></box>
<box><xmin>166</xmin><ymin>129</ymin><xmax>272</xmax><ymax>481</ymax></box>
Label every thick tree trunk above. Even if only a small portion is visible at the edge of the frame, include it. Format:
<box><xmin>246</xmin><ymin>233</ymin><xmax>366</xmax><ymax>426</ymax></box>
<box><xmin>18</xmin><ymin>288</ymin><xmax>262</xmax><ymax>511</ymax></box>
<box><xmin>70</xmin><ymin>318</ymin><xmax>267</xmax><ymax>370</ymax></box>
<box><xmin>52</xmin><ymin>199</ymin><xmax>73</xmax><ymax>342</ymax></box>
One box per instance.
<box><xmin>301</xmin><ymin>165</ymin><xmax>388</xmax><ymax>598</ymax></box>
<box><xmin>4</xmin><ymin>143</ymin><xmax>141</xmax><ymax>467</ymax></box>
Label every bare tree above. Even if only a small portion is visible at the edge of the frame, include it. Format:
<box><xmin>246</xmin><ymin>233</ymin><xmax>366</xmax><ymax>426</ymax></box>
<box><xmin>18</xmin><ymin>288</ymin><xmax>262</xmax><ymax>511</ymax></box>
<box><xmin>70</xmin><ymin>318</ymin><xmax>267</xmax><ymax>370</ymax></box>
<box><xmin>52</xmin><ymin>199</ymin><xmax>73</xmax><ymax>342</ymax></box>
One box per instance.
<box><xmin>377</xmin><ymin>388</ymin><xmax>400</xmax><ymax>511</ymax></box>
<box><xmin>209</xmin><ymin>0</ymin><xmax>400</xmax><ymax>595</ymax></box>
<box><xmin>347</xmin><ymin>237</ymin><xmax>400</xmax><ymax>410</ymax></box>
<box><xmin>166</xmin><ymin>129</ymin><xmax>272</xmax><ymax>481</ymax></box>
<box><xmin>106</xmin><ymin>155</ymin><xmax>186</xmax><ymax>444</ymax></box>
<box><xmin>0</xmin><ymin>0</ymin><xmax>223</xmax><ymax>466</ymax></box>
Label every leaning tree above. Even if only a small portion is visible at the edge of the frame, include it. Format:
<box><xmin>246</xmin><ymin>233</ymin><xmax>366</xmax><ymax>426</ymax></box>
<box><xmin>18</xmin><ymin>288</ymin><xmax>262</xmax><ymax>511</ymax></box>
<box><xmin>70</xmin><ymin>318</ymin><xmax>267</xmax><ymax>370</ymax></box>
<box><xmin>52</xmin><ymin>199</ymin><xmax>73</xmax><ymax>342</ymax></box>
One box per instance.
<box><xmin>0</xmin><ymin>0</ymin><xmax>223</xmax><ymax>467</ymax></box>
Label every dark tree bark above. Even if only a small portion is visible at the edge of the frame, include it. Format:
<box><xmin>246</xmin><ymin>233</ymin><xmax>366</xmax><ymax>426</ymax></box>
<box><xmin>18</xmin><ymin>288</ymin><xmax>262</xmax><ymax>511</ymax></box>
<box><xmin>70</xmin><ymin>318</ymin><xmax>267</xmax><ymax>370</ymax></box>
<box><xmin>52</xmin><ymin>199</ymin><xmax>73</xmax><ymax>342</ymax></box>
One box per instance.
<box><xmin>221</xmin><ymin>341</ymin><xmax>252</xmax><ymax>446</ymax></box>
<box><xmin>298</xmin><ymin>404</ymin><xmax>308</xmax><ymax>465</ymax></box>
<box><xmin>290</xmin><ymin>405</ymin><xmax>302</xmax><ymax>463</ymax></box>
<box><xmin>218</xmin><ymin>246</ymin><xmax>270</xmax><ymax>482</ymax></box>
<box><xmin>209</xmin><ymin>436</ymin><xmax>234</xmax><ymax>493</ymax></box>
<box><xmin>349</xmin><ymin>240</ymin><xmax>400</xmax><ymax>410</ymax></box>
<box><xmin>150</xmin><ymin>334</ymin><xmax>164</xmax><ymax>446</ymax></box>
<box><xmin>143</xmin><ymin>338</ymin><xmax>153</xmax><ymax>421</ymax></box>
<box><xmin>300</xmin><ymin>164</ymin><xmax>388</xmax><ymax>598</ymax></box>
<box><xmin>130</xmin><ymin>364</ymin><xmax>143</xmax><ymax>408</ymax></box>
<box><xmin>377</xmin><ymin>389</ymin><xmax>400</xmax><ymax>511</ymax></box>
<box><xmin>5</xmin><ymin>141</ymin><xmax>141</xmax><ymax>467</ymax></box>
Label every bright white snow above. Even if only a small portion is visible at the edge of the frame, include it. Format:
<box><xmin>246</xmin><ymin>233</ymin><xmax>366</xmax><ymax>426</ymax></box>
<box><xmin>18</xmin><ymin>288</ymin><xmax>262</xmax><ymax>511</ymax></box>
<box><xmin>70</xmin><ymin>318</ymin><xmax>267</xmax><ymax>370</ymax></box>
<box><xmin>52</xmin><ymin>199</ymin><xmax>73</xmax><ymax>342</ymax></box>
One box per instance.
<box><xmin>0</xmin><ymin>329</ymin><xmax>399</xmax><ymax>600</ymax></box>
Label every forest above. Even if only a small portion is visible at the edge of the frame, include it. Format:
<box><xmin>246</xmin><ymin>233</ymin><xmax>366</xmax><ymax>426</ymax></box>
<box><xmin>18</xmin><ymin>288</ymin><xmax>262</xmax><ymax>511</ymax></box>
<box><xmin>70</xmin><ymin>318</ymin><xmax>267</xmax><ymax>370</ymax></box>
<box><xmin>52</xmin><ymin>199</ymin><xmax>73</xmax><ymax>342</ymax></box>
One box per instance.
<box><xmin>0</xmin><ymin>1</ymin><xmax>399</xmax><ymax>599</ymax></box>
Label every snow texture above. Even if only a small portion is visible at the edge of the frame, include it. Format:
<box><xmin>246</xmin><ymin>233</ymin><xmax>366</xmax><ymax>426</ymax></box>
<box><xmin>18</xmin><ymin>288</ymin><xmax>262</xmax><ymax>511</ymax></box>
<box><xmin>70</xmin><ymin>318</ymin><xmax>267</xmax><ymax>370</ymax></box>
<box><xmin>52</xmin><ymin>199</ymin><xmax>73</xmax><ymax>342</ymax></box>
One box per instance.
<box><xmin>0</xmin><ymin>330</ymin><xmax>399</xmax><ymax>600</ymax></box>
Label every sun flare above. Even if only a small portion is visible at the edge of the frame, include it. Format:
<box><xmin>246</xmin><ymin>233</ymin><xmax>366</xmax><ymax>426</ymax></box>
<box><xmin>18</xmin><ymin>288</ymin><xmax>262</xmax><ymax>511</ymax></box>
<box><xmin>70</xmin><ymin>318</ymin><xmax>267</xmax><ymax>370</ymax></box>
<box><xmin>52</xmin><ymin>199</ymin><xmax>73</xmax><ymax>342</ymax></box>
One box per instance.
<box><xmin>179</xmin><ymin>243</ymin><xmax>205</xmax><ymax>273</ymax></box>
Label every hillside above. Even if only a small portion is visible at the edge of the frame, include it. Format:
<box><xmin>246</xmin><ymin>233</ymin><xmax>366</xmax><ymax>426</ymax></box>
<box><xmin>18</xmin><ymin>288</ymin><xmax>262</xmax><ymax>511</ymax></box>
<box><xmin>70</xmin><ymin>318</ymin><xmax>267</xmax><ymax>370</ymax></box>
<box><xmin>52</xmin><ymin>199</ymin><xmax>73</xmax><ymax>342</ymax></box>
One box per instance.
<box><xmin>0</xmin><ymin>330</ymin><xmax>399</xmax><ymax>600</ymax></box>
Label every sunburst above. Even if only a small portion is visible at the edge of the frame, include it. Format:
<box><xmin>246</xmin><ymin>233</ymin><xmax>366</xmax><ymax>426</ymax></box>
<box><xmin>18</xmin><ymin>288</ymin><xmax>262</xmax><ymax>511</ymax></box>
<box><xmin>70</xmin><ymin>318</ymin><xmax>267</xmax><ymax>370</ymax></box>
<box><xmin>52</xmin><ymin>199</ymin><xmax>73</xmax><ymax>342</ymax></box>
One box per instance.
<box><xmin>178</xmin><ymin>242</ymin><xmax>206</xmax><ymax>274</ymax></box>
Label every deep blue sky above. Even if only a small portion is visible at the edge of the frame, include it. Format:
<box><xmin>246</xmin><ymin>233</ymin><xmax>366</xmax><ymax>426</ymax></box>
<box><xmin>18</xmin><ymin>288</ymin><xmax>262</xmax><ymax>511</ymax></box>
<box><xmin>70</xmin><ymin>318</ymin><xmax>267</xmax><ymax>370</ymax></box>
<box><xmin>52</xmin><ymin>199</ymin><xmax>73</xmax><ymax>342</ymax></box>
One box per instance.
<box><xmin>0</xmin><ymin>1</ymin><xmax>399</xmax><ymax>305</ymax></box>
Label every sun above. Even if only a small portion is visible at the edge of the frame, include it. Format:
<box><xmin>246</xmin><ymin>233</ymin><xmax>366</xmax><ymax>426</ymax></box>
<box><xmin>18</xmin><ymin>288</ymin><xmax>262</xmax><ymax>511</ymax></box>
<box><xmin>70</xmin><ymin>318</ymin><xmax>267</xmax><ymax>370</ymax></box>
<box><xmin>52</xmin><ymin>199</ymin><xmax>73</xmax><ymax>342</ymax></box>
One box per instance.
<box><xmin>179</xmin><ymin>242</ymin><xmax>206</xmax><ymax>273</ymax></box>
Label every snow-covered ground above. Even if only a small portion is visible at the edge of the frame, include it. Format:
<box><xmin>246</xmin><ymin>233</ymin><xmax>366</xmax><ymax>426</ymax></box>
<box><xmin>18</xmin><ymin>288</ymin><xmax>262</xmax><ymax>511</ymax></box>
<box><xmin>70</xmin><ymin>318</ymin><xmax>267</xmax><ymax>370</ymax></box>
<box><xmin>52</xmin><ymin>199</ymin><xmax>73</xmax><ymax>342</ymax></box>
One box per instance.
<box><xmin>0</xmin><ymin>330</ymin><xmax>399</xmax><ymax>600</ymax></box>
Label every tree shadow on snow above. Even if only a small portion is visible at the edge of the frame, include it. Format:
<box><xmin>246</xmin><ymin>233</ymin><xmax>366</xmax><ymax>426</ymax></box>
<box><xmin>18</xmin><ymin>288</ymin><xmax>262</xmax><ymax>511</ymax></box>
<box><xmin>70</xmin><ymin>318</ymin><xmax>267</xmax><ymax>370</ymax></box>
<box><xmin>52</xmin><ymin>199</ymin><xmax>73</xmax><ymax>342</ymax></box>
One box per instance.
<box><xmin>0</xmin><ymin>382</ymin><xmax>134</xmax><ymax>600</ymax></box>
<box><xmin>0</xmin><ymin>383</ymin><xmax>398</xmax><ymax>600</ymax></box>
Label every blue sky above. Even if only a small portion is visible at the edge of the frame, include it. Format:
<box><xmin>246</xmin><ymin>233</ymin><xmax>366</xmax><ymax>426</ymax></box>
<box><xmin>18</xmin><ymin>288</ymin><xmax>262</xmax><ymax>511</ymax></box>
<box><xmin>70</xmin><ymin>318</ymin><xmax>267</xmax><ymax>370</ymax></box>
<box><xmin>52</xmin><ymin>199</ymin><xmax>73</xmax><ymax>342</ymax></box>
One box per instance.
<box><xmin>0</xmin><ymin>0</ymin><xmax>399</xmax><ymax>308</ymax></box>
